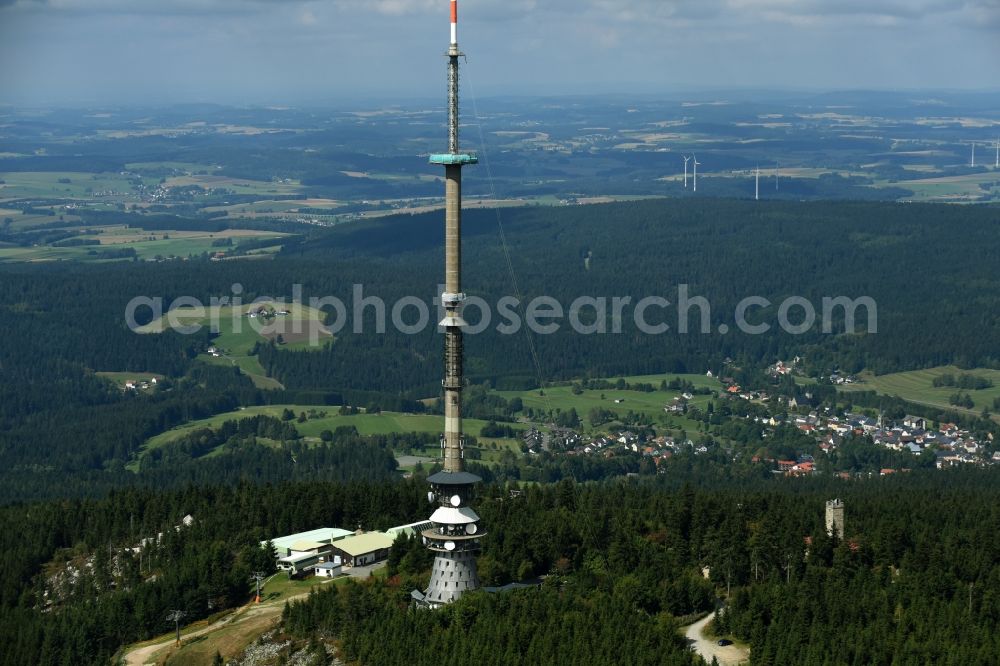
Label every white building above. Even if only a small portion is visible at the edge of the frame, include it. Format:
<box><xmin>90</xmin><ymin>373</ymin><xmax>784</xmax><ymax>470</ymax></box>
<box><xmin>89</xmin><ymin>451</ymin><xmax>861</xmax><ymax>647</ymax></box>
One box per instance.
<box><xmin>315</xmin><ymin>558</ymin><xmax>343</xmax><ymax>578</ymax></box>
<box><xmin>263</xmin><ymin>527</ymin><xmax>354</xmax><ymax>558</ymax></box>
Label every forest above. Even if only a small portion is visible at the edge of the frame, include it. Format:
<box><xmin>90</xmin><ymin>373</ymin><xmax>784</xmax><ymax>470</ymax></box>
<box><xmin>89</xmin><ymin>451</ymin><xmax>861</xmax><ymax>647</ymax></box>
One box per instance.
<box><xmin>2</xmin><ymin>468</ymin><xmax>998</xmax><ymax>664</ymax></box>
<box><xmin>1</xmin><ymin>197</ymin><xmax>998</xmax><ymax>663</ymax></box>
<box><xmin>277</xmin><ymin>470</ymin><xmax>1000</xmax><ymax>666</ymax></box>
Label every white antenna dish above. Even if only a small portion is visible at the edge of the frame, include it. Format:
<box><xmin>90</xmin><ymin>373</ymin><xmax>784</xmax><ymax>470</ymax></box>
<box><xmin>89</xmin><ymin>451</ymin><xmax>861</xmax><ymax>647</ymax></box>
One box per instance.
<box><xmin>466</xmin><ymin>523</ymin><xmax>478</xmax><ymax>535</ymax></box>
<box><xmin>444</xmin><ymin>541</ymin><xmax>456</xmax><ymax>551</ymax></box>
<box><xmin>450</xmin><ymin>494</ymin><xmax>462</xmax><ymax>507</ymax></box>
<box><xmin>427</xmin><ymin>491</ymin><xmax>435</xmax><ymax>503</ymax></box>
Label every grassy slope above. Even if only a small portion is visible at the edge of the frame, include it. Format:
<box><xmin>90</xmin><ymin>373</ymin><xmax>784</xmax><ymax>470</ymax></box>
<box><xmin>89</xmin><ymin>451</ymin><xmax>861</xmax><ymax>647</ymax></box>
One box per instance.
<box><xmin>138</xmin><ymin>302</ymin><xmax>330</xmax><ymax>389</ymax></box>
<box><xmin>128</xmin><ymin>574</ymin><xmax>346</xmax><ymax>666</ymax></box>
<box><xmin>839</xmin><ymin>365</ymin><xmax>1000</xmax><ymax>415</ymax></box>
<box><xmin>498</xmin><ymin>372</ymin><xmax>718</xmax><ymax>431</ymax></box>
<box><xmin>132</xmin><ymin>373</ymin><xmax>722</xmax><ymax>468</ymax></box>
<box><xmin>137</xmin><ymin>405</ymin><xmax>524</xmax><ymax>455</ymax></box>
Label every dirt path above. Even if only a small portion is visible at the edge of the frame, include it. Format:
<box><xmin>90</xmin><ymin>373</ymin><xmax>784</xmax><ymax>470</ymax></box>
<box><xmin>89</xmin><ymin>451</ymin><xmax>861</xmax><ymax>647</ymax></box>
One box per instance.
<box><xmin>124</xmin><ymin>589</ymin><xmax>307</xmax><ymax>666</ymax></box>
<box><xmin>682</xmin><ymin>609</ymin><xmax>749</xmax><ymax>666</ymax></box>
<box><xmin>123</xmin><ymin>565</ymin><xmax>383</xmax><ymax>665</ymax></box>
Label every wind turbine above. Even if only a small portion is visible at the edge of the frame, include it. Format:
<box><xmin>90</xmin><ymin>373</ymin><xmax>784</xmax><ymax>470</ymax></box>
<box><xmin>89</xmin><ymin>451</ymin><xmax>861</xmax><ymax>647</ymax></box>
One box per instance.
<box><xmin>995</xmin><ymin>138</ymin><xmax>999</xmax><ymax>169</ymax></box>
<box><xmin>683</xmin><ymin>155</ymin><xmax>691</xmax><ymax>188</ymax></box>
<box><xmin>693</xmin><ymin>155</ymin><xmax>700</xmax><ymax>192</ymax></box>
<box><xmin>775</xmin><ymin>162</ymin><xmax>779</xmax><ymax>191</ymax></box>
<box><xmin>755</xmin><ymin>165</ymin><xmax>759</xmax><ymax>201</ymax></box>
<box><xmin>971</xmin><ymin>142</ymin><xmax>976</xmax><ymax>168</ymax></box>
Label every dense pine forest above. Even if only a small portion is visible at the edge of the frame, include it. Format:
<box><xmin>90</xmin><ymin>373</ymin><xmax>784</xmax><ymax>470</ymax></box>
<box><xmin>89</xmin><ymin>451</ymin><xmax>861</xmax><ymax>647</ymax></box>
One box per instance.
<box><xmin>277</xmin><ymin>471</ymin><xmax>1000</xmax><ymax>666</ymax></box>
<box><xmin>2</xmin><ymin>471</ymin><xmax>999</xmax><ymax>664</ymax></box>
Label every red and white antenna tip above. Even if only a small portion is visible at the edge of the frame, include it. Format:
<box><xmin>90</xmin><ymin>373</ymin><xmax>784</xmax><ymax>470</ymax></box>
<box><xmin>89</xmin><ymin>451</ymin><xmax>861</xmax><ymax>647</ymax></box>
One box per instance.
<box><xmin>450</xmin><ymin>0</ymin><xmax>458</xmax><ymax>46</ymax></box>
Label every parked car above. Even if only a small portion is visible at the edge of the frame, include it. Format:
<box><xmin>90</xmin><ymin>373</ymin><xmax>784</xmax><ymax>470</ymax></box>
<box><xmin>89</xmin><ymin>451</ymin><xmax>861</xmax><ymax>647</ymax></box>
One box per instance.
<box><xmin>717</xmin><ymin>639</ymin><xmax>733</xmax><ymax>646</ymax></box>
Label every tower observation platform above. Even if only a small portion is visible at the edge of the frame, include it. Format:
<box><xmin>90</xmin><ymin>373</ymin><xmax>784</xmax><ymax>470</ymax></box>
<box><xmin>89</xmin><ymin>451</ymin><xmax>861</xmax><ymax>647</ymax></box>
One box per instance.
<box><xmin>429</xmin><ymin>153</ymin><xmax>478</xmax><ymax>166</ymax></box>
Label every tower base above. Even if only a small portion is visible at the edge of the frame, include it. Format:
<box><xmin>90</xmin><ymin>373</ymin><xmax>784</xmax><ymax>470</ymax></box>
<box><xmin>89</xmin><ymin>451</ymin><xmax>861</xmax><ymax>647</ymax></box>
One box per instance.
<box><xmin>423</xmin><ymin>550</ymin><xmax>480</xmax><ymax>608</ymax></box>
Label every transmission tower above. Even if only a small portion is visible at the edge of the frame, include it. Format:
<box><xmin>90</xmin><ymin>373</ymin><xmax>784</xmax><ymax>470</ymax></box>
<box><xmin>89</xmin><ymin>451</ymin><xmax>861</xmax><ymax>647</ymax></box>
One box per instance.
<box><xmin>251</xmin><ymin>571</ymin><xmax>266</xmax><ymax>603</ymax></box>
<box><xmin>414</xmin><ymin>0</ymin><xmax>486</xmax><ymax>608</ymax></box>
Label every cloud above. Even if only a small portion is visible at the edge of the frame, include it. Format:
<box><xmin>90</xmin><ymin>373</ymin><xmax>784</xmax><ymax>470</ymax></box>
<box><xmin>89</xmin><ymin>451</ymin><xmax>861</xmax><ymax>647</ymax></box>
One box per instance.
<box><xmin>1</xmin><ymin>0</ymin><xmax>995</xmax><ymax>105</ymax></box>
<box><xmin>2</xmin><ymin>0</ymin><xmax>984</xmax><ymax>27</ymax></box>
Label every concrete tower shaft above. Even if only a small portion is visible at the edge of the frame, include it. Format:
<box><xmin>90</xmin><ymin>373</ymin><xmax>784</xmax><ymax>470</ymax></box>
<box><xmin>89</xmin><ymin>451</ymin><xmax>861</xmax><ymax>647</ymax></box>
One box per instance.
<box><xmin>445</xmin><ymin>167</ymin><xmax>461</xmax><ymax>301</ymax></box>
<box><xmin>442</xmin><ymin>111</ymin><xmax>463</xmax><ymax>473</ymax></box>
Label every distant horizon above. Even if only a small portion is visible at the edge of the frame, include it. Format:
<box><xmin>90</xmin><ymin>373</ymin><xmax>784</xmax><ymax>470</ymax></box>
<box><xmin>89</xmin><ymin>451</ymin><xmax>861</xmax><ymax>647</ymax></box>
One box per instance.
<box><xmin>3</xmin><ymin>87</ymin><xmax>1000</xmax><ymax>111</ymax></box>
<box><xmin>1</xmin><ymin>0</ymin><xmax>997</xmax><ymax>107</ymax></box>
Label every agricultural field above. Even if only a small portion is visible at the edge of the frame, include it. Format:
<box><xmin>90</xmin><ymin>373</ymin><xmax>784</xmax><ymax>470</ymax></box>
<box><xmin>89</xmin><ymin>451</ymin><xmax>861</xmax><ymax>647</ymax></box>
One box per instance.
<box><xmin>0</xmin><ymin>246</ymin><xmax>92</xmax><ymax>262</ymax></box>
<box><xmin>161</xmin><ymin>174</ymin><xmax>301</xmax><ymax>197</ymax></box>
<box><xmin>892</xmin><ymin>171</ymin><xmax>1000</xmax><ymax>202</ymax></box>
<box><xmin>349</xmin><ymin>194</ymin><xmax>662</xmax><ymax>222</ymax></box>
<box><xmin>0</xmin><ymin>224</ymin><xmax>287</xmax><ymax>263</ymax></box>
<box><xmin>839</xmin><ymin>365</ymin><xmax>1000</xmax><ymax>415</ymax></box>
<box><xmin>99</xmin><ymin>227</ymin><xmax>286</xmax><ymax>260</ymax></box>
<box><xmin>0</xmin><ymin>205</ymin><xmax>82</xmax><ymax>229</ymax></box>
<box><xmin>0</xmin><ymin>171</ymin><xmax>150</xmax><ymax>199</ymax></box>
<box><xmin>203</xmin><ymin>198</ymin><xmax>345</xmax><ymax>218</ymax></box>
<box><xmin>124</xmin><ymin>161</ymin><xmax>215</xmax><ymax>173</ymax></box>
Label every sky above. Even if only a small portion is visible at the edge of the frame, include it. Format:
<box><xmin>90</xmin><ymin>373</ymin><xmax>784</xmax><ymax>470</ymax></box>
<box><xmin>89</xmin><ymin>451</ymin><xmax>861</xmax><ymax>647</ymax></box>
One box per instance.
<box><xmin>0</xmin><ymin>0</ymin><xmax>998</xmax><ymax>106</ymax></box>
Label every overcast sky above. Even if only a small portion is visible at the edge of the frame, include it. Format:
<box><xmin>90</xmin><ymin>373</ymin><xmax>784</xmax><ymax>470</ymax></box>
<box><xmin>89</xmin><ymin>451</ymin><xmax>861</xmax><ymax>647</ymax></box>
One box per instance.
<box><xmin>1</xmin><ymin>0</ymin><xmax>998</xmax><ymax>106</ymax></box>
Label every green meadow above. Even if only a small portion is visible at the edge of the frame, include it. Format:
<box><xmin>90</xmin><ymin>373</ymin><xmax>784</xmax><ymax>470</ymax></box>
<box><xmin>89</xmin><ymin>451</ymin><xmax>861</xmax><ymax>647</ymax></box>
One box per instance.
<box><xmin>134</xmin><ymin>405</ymin><xmax>527</xmax><ymax>468</ymax></box>
<box><xmin>138</xmin><ymin>301</ymin><xmax>330</xmax><ymax>389</ymax></box>
<box><xmin>839</xmin><ymin>365</ymin><xmax>1000</xmax><ymax>415</ymax></box>
<box><xmin>497</xmin><ymin>372</ymin><xmax>719</xmax><ymax>432</ymax></box>
<box><xmin>95</xmin><ymin>371</ymin><xmax>166</xmax><ymax>389</ymax></box>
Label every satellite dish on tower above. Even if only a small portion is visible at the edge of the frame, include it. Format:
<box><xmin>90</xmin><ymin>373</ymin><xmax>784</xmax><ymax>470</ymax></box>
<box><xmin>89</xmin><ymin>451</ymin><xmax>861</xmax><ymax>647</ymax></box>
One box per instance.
<box><xmin>450</xmin><ymin>494</ymin><xmax>462</xmax><ymax>507</ymax></box>
<box><xmin>444</xmin><ymin>541</ymin><xmax>456</xmax><ymax>551</ymax></box>
<box><xmin>466</xmin><ymin>523</ymin><xmax>478</xmax><ymax>535</ymax></box>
